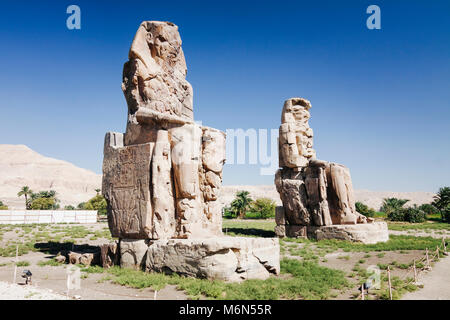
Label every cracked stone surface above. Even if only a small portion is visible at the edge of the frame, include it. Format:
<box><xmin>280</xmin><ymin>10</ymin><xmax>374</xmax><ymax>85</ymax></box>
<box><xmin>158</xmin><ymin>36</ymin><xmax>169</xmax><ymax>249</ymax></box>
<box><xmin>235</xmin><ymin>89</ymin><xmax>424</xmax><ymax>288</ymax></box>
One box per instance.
<box><xmin>274</xmin><ymin>98</ymin><xmax>387</xmax><ymax>243</ymax></box>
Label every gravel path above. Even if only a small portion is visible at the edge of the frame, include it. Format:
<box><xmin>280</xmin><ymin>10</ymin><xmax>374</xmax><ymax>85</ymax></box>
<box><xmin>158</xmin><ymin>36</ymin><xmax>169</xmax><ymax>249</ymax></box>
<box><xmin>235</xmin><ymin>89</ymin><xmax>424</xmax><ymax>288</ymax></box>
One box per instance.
<box><xmin>0</xmin><ymin>281</ymin><xmax>68</xmax><ymax>300</ymax></box>
<box><xmin>402</xmin><ymin>255</ymin><xmax>450</xmax><ymax>300</ymax></box>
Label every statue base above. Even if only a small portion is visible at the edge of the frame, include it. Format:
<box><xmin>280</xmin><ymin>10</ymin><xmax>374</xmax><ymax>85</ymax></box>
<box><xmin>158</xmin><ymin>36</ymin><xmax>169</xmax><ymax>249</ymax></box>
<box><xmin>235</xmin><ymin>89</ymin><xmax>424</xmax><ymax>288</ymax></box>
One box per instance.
<box><xmin>276</xmin><ymin>222</ymin><xmax>389</xmax><ymax>244</ymax></box>
<box><xmin>119</xmin><ymin>237</ymin><xmax>280</xmax><ymax>282</ymax></box>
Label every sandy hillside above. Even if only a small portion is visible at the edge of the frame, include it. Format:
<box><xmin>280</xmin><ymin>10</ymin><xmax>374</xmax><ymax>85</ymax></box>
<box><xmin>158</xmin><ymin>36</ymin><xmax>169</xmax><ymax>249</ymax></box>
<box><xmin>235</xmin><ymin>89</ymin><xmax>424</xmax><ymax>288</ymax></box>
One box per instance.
<box><xmin>0</xmin><ymin>145</ymin><xmax>101</xmax><ymax>209</ymax></box>
<box><xmin>221</xmin><ymin>186</ymin><xmax>435</xmax><ymax>211</ymax></box>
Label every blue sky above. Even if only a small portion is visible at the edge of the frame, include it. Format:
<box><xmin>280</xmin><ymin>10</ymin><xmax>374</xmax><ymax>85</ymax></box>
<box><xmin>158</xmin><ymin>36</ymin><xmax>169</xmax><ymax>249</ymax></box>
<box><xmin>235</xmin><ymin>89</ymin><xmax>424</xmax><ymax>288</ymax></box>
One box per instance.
<box><xmin>0</xmin><ymin>0</ymin><xmax>449</xmax><ymax>191</ymax></box>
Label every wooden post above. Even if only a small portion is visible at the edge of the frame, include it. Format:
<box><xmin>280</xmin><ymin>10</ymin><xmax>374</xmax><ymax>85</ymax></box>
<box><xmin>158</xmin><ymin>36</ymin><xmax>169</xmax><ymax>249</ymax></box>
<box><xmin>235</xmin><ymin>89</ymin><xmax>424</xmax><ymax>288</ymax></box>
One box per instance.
<box><xmin>154</xmin><ymin>290</ymin><xmax>157</xmax><ymax>300</ymax></box>
<box><xmin>436</xmin><ymin>246</ymin><xmax>440</xmax><ymax>261</ymax></box>
<box><xmin>13</xmin><ymin>245</ymin><xmax>18</xmax><ymax>284</ymax></box>
<box><xmin>387</xmin><ymin>266</ymin><xmax>392</xmax><ymax>300</ymax></box>
<box><xmin>413</xmin><ymin>259</ymin><xmax>417</xmax><ymax>283</ymax></box>
<box><xmin>425</xmin><ymin>248</ymin><xmax>431</xmax><ymax>270</ymax></box>
<box><xmin>361</xmin><ymin>284</ymin><xmax>365</xmax><ymax>300</ymax></box>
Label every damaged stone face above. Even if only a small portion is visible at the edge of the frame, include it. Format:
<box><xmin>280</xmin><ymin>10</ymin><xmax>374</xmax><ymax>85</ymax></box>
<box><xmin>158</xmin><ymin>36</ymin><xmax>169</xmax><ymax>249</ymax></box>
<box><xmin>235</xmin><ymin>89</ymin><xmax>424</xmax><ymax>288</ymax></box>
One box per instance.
<box><xmin>103</xmin><ymin>21</ymin><xmax>226</xmax><ymax>241</ymax></box>
<box><xmin>275</xmin><ymin>98</ymin><xmax>387</xmax><ymax>243</ymax></box>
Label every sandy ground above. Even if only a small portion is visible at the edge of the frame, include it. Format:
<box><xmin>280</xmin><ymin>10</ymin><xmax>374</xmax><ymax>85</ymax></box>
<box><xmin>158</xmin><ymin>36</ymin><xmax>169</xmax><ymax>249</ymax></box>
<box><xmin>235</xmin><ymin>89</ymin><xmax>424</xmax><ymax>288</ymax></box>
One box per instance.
<box><xmin>0</xmin><ymin>281</ymin><xmax>68</xmax><ymax>300</ymax></box>
<box><xmin>0</xmin><ymin>251</ymin><xmax>187</xmax><ymax>300</ymax></box>
<box><xmin>402</xmin><ymin>255</ymin><xmax>450</xmax><ymax>300</ymax></box>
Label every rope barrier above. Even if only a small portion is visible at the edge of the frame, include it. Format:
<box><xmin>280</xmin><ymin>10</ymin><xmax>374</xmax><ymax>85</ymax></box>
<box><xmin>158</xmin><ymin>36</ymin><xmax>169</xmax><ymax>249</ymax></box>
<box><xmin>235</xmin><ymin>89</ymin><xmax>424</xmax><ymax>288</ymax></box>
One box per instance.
<box><xmin>358</xmin><ymin>236</ymin><xmax>448</xmax><ymax>300</ymax></box>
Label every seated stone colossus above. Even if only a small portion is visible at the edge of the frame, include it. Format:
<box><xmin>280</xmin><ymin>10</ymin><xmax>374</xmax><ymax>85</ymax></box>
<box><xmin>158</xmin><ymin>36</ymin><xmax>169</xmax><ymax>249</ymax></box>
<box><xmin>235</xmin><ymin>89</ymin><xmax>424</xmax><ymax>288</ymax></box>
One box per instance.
<box><xmin>102</xmin><ymin>21</ymin><xmax>279</xmax><ymax>281</ymax></box>
<box><xmin>275</xmin><ymin>98</ymin><xmax>388</xmax><ymax>244</ymax></box>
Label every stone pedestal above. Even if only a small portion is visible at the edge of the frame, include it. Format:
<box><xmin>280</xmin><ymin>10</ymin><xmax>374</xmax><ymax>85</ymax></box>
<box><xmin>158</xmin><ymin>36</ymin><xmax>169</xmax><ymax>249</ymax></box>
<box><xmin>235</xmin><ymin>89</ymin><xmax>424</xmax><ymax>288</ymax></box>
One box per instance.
<box><xmin>307</xmin><ymin>221</ymin><xmax>389</xmax><ymax>244</ymax></box>
<box><xmin>119</xmin><ymin>237</ymin><xmax>280</xmax><ymax>282</ymax></box>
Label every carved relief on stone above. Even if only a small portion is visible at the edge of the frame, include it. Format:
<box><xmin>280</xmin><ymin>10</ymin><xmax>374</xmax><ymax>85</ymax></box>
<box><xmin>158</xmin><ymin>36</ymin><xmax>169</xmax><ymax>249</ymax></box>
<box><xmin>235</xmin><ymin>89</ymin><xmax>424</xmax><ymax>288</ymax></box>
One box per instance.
<box><xmin>151</xmin><ymin>129</ymin><xmax>176</xmax><ymax>239</ymax></box>
<box><xmin>103</xmin><ymin>133</ymin><xmax>153</xmax><ymax>239</ymax></box>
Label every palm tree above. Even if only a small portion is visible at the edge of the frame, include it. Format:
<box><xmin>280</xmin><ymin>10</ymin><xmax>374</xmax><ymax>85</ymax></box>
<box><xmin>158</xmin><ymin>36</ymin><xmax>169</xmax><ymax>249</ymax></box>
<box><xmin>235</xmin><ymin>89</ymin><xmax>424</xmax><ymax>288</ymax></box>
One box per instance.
<box><xmin>432</xmin><ymin>187</ymin><xmax>450</xmax><ymax>221</ymax></box>
<box><xmin>433</xmin><ymin>187</ymin><xmax>450</xmax><ymax>210</ymax></box>
<box><xmin>232</xmin><ymin>191</ymin><xmax>253</xmax><ymax>219</ymax></box>
<box><xmin>17</xmin><ymin>186</ymin><xmax>33</xmax><ymax>210</ymax></box>
<box><xmin>380</xmin><ymin>198</ymin><xmax>409</xmax><ymax>214</ymax></box>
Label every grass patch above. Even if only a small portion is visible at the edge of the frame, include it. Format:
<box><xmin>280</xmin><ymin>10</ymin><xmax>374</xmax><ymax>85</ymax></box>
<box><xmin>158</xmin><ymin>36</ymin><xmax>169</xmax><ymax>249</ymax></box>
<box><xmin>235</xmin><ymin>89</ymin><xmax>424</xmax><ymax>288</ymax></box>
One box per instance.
<box><xmin>102</xmin><ymin>258</ymin><xmax>349</xmax><ymax>300</ymax></box>
<box><xmin>315</xmin><ymin>235</ymin><xmax>446</xmax><ymax>252</ymax></box>
<box><xmin>16</xmin><ymin>261</ymin><xmax>30</xmax><ymax>267</ymax></box>
<box><xmin>37</xmin><ymin>259</ymin><xmax>61</xmax><ymax>267</ymax></box>
<box><xmin>388</xmin><ymin>221</ymin><xmax>450</xmax><ymax>231</ymax></box>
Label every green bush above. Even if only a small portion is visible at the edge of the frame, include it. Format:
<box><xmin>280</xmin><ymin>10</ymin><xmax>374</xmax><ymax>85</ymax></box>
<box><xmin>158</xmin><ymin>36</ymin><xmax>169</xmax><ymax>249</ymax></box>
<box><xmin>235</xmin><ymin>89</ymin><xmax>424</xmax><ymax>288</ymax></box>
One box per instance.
<box><xmin>355</xmin><ymin>202</ymin><xmax>375</xmax><ymax>217</ymax></box>
<box><xmin>82</xmin><ymin>195</ymin><xmax>107</xmax><ymax>215</ymax></box>
<box><xmin>403</xmin><ymin>206</ymin><xmax>427</xmax><ymax>223</ymax></box>
<box><xmin>0</xmin><ymin>201</ymin><xmax>8</xmax><ymax>210</ymax></box>
<box><xmin>442</xmin><ymin>205</ymin><xmax>450</xmax><ymax>223</ymax></box>
<box><xmin>29</xmin><ymin>197</ymin><xmax>56</xmax><ymax>210</ymax></box>
<box><xmin>387</xmin><ymin>205</ymin><xmax>426</xmax><ymax>223</ymax></box>
<box><xmin>249</xmin><ymin>198</ymin><xmax>276</xmax><ymax>219</ymax></box>
<box><xmin>387</xmin><ymin>209</ymin><xmax>406</xmax><ymax>222</ymax></box>
<box><xmin>64</xmin><ymin>205</ymin><xmax>76</xmax><ymax>210</ymax></box>
<box><xmin>418</xmin><ymin>204</ymin><xmax>439</xmax><ymax>215</ymax></box>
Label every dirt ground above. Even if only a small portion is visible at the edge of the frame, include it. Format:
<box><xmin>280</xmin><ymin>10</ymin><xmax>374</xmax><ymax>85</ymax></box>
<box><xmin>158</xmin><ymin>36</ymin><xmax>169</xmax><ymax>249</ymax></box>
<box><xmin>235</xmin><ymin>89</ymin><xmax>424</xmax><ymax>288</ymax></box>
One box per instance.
<box><xmin>0</xmin><ymin>221</ymin><xmax>448</xmax><ymax>300</ymax></box>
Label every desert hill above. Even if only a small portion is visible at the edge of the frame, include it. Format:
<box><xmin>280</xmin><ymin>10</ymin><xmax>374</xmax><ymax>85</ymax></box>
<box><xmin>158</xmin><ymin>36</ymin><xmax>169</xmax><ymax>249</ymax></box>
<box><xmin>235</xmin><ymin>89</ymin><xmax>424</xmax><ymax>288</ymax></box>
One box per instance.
<box><xmin>0</xmin><ymin>144</ymin><xmax>435</xmax><ymax>211</ymax></box>
<box><xmin>0</xmin><ymin>145</ymin><xmax>101</xmax><ymax>209</ymax></box>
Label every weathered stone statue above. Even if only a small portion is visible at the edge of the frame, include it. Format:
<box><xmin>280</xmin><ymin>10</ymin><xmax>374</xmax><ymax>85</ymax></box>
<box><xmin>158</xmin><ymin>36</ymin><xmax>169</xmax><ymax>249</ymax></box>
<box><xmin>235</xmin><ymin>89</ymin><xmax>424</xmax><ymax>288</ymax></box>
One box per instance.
<box><xmin>102</xmin><ymin>21</ymin><xmax>279</xmax><ymax>281</ymax></box>
<box><xmin>103</xmin><ymin>21</ymin><xmax>224</xmax><ymax>240</ymax></box>
<box><xmin>275</xmin><ymin>98</ymin><xmax>388</xmax><ymax>244</ymax></box>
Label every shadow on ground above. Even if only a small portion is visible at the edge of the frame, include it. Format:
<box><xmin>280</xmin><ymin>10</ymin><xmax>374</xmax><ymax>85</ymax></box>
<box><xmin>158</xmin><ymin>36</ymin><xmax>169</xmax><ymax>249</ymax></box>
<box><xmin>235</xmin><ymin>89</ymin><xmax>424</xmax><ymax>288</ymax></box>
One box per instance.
<box><xmin>34</xmin><ymin>241</ymin><xmax>99</xmax><ymax>255</ymax></box>
<box><xmin>223</xmin><ymin>228</ymin><xmax>275</xmax><ymax>238</ymax></box>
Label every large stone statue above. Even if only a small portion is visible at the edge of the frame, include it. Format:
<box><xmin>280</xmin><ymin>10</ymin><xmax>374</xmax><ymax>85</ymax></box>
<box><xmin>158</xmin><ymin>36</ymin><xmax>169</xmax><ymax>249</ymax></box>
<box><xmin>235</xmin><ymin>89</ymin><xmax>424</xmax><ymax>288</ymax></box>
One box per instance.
<box><xmin>275</xmin><ymin>98</ymin><xmax>388</xmax><ymax>244</ymax></box>
<box><xmin>102</xmin><ymin>21</ymin><xmax>279</xmax><ymax>281</ymax></box>
<box><xmin>103</xmin><ymin>21</ymin><xmax>224</xmax><ymax>240</ymax></box>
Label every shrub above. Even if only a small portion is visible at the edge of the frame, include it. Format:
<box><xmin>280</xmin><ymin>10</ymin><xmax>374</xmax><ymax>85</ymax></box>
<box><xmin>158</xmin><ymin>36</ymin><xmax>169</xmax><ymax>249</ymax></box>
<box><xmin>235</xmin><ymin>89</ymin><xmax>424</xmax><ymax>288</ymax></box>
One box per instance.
<box><xmin>249</xmin><ymin>198</ymin><xmax>276</xmax><ymax>219</ymax></box>
<box><xmin>403</xmin><ymin>206</ymin><xmax>427</xmax><ymax>223</ymax></box>
<box><xmin>418</xmin><ymin>204</ymin><xmax>439</xmax><ymax>215</ymax></box>
<box><xmin>387</xmin><ymin>205</ymin><xmax>426</xmax><ymax>223</ymax></box>
<box><xmin>355</xmin><ymin>202</ymin><xmax>375</xmax><ymax>217</ymax></box>
<box><xmin>387</xmin><ymin>209</ymin><xmax>406</xmax><ymax>222</ymax></box>
<box><xmin>64</xmin><ymin>205</ymin><xmax>76</xmax><ymax>210</ymax></box>
<box><xmin>442</xmin><ymin>205</ymin><xmax>450</xmax><ymax>223</ymax></box>
<box><xmin>29</xmin><ymin>197</ymin><xmax>55</xmax><ymax>210</ymax></box>
<box><xmin>0</xmin><ymin>201</ymin><xmax>8</xmax><ymax>210</ymax></box>
<box><xmin>223</xmin><ymin>206</ymin><xmax>238</xmax><ymax>219</ymax></box>
<box><xmin>82</xmin><ymin>195</ymin><xmax>107</xmax><ymax>215</ymax></box>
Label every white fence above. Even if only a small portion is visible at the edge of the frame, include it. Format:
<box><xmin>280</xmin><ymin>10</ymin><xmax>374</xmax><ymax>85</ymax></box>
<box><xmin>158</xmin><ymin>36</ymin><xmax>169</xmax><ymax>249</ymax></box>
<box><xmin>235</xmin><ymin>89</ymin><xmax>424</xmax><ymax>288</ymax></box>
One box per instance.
<box><xmin>0</xmin><ymin>210</ymin><xmax>97</xmax><ymax>224</ymax></box>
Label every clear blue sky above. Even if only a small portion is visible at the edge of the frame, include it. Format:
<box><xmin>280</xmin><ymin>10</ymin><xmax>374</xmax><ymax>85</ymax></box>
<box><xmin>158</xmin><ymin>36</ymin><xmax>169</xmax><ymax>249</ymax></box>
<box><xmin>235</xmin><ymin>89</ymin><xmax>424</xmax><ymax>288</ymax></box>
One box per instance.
<box><xmin>0</xmin><ymin>0</ymin><xmax>449</xmax><ymax>192</ymax></box>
